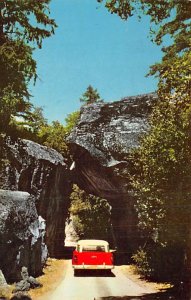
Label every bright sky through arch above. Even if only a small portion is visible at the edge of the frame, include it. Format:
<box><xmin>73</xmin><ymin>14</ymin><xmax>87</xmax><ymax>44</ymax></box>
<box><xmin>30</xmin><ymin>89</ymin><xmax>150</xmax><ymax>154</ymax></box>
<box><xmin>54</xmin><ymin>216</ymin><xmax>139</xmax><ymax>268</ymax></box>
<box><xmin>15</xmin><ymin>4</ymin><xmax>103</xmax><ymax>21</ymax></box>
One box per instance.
<box><xmin>29</xmin><ymin>0</ymin><xmax>162</xmax><ymax>123</ymax></box>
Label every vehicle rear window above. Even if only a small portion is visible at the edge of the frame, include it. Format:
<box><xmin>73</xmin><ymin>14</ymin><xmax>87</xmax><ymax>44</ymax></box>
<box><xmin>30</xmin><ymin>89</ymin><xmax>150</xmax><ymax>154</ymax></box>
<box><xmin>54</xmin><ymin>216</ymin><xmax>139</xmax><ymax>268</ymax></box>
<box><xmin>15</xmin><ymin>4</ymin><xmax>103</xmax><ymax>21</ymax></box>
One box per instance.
<box><xmin>82</xmin><ymin>245</ymin><xmax>105</xmax><ymax>252</ymax></box>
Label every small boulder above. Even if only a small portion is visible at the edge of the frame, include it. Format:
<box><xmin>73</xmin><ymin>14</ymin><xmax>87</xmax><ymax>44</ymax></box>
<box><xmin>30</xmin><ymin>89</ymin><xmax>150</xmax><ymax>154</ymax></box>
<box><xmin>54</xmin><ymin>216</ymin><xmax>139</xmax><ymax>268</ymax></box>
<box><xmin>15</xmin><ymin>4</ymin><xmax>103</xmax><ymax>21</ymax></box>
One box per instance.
<box><xmin>13</xmin><ymin>280</ymin><xmax>30</xmax><ymax>293</ymax></box>
<box><xmin>12</xmin><ymin>267</ymin><xmax>42</xmax><ymax>294</ymax></box>
<box><xmin>20</xmin><ymin>268</ymin><xmax>28</xmax><ymax>282</ymax></box>
<box><xmin>10</xmin><ymin>292</ymin><xmax>32</xmax><ymax>300</ymax></box>
<box><xmin>28</xmin><ymin>277</ymin><xmax>42</xmax><ymax>289</ymax></box>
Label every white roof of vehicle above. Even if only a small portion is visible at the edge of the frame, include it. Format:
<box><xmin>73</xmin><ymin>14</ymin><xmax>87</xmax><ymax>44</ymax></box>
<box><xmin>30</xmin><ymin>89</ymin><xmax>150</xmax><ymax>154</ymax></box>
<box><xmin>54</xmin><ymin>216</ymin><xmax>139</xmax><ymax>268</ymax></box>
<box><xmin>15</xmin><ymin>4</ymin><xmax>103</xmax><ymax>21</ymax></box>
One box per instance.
<box><xmin>77</xmin><ymin>239</ymin><xmax>109</xmax><ymax>246</ymax></box>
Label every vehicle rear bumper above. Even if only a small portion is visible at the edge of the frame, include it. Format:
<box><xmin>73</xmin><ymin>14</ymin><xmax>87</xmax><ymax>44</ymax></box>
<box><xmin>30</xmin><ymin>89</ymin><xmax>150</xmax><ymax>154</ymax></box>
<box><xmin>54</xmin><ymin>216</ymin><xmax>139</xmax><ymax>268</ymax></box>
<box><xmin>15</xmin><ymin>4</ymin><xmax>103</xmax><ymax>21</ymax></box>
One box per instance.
<box><xmin>72</xmin><ymin>264</ymin><xmax>114</xmax><ymax>270</ymax></box>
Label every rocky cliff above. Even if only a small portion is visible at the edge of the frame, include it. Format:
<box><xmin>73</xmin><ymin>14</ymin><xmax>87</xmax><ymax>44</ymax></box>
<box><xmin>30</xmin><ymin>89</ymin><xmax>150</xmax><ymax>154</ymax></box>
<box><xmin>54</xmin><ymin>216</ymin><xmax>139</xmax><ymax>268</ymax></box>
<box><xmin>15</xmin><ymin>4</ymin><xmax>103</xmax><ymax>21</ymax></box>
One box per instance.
<box><xmin>0</xmin><ymin>190</ymin><xmax>47</xmax><ymax>282</ymax></box>
<box><xmin>68</xmin><ymin>93</ymin><xmax>157</xmax><ymax>252</ymax></box>
<box><xmin>0</xmin><ymin>136</ymin><xmax>71</xmax><ymax>282</ymax></box>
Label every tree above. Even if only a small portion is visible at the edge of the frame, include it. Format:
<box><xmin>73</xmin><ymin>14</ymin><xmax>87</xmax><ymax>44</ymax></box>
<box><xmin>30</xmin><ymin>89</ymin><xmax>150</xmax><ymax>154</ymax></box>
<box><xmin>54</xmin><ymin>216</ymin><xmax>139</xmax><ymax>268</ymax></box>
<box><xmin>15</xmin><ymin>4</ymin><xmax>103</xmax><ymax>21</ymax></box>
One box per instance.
<box><xmin>0</xmin><ymin>0</ymin><xmax>57</xmax><ymax>132</ymax></box>
<box><xmin>29</xmin><ymin>107</ymin><xmax>48</xmax><ymax>134</ymax></box>
<box><xmin>130</xmin><ymin>98</ymin><xmax>191</xmax><ymax>283</ymax></box>
<box><xmin>80</xmin><ymin>85</ymin><xmax>101</xmax><ymax>104</ymax></box>
<box><xmin>0</xmin><ymin>41</ymin><xmax>35</xmax><ymax>131</ymax></box>
<box><xmin>65</xmin><ymin>111</ymin><xmax>80</xmax><ymax>134</ymax></box>
<box><xmin>69</xmin><ymin>184</ymin><xmax>111</xmax><ymax>240</ymax></box>
<box><xmin>37</xmin><ymin>110</ymin><xmax>81</xmax><ymax>157</ymax></box>
<box><xmin>12</xmin><ymin>106</ymin><xmax>47</xmax><ymax>132</ymax></box>
<box><xmin>38</xmin><ymin>121</ymin><xmax>69</xmax><ymax>157</ymax></box>
<box><xmin>35</xmin><ymin>110</ymin><xmax>81</xmax><ymax>158</ymax></box>
<box><xmin>6</xmin><ymin>106</ymin><xmax>48</xmax><ymax>141</ymax></box>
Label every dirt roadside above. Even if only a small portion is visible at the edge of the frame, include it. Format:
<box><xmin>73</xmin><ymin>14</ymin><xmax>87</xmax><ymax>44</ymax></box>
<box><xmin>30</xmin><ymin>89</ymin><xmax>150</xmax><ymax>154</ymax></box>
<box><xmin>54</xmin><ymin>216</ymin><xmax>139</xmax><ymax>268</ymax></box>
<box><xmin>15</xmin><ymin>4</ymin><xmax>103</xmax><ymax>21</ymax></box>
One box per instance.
<box><xmin>119</xmin><ymin>265</ymin><xmax>173</xmax><ymax>292</ymax></box>
<box><xmin>28</xmin><ymin>258</ymin><xmax>67</xmax><ymax>300</ymax></box>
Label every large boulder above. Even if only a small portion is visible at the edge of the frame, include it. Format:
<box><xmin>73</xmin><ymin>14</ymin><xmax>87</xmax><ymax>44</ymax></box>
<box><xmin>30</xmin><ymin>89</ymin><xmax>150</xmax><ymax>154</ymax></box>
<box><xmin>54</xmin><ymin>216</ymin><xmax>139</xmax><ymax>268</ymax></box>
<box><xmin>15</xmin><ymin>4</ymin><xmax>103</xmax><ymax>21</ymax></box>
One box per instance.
<box><xmin>69</xmin><ymin>93</ymin><xmax>157</xmax><ymax>166</ymax></box>
<box><xmin>0</xmin><ymin>136</ymin><xmax>71</xmax><ymax>259</ymax></box>
<box><xmin>68</xmin><ymin>93</ymin><xmax>157</xmax><ymax>252</ymax></box>
<box><xmin>0</xmin><ymin>190</ymin><xmax>47</xmax><ymax>282</ymax></box>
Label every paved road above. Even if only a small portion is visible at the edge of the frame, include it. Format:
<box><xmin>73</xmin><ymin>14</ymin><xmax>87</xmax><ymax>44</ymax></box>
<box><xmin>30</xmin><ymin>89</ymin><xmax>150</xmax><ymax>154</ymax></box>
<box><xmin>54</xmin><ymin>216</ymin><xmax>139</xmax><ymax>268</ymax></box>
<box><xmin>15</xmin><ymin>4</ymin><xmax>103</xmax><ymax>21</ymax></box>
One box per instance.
<box><xmin>43</xmin><ymin>260</ymin><xmax>156</xmax><ymax>300</ymax></box>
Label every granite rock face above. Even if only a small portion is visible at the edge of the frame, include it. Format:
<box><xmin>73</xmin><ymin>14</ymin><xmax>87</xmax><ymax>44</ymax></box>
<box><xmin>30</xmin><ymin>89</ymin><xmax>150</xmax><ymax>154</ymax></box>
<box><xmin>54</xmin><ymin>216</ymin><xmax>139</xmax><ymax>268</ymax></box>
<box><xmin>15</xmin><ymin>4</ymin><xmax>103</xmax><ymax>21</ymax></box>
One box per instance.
<box><xmin>0</xmin><ymin>190</ymin><xmax>47</xmax><ymax>282</ymax></box>
<box><xmin>68</xmin><ymin>93</ymin><xmax>157</xmax><ymax>252</ymax></box>
<box><xmin>0</xmin><ymin>136</ymin><xmax>71</xmax><ymax>281</ymax></box>
<box><xmin>69</xmin><ymin>93</ymin><xmax>157</xmax><ymax>167</ymax></box>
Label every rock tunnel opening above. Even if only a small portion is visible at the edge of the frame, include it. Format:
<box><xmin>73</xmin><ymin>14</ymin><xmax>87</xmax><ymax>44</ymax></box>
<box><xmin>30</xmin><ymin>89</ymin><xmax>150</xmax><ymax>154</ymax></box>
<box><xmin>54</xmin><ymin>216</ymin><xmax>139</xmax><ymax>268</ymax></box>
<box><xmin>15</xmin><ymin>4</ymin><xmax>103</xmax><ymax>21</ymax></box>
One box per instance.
<box><xmin>63</xmin><ymin>143</ymin><xmax>140</xmax><ymax>263</ymax></box>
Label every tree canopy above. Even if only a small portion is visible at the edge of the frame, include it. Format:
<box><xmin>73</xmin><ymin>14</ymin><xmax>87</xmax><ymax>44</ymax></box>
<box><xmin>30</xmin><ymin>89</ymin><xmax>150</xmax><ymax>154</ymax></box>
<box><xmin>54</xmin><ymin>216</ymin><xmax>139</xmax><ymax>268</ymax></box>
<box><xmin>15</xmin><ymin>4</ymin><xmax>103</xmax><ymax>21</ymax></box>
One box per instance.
<box><xmin>38</xmin><ymin>120</ymin><xmax>69</xmax><ymax>157</ymax></box>
<box><xmin>0</xmin><ymin>0</ymin><xmax>56</xmax><ymax>46</ymax></box>
<box><xmin>37</xmin><ymin>111</ymin><xmax>80</xmax><ymax>158</ymax></box>
<box><xmin>0</xmin><ymin>0</ymin><xmax>57</xmax><ymax>132</ymax></box>
<box><xmin>64</xmin><ymin>111</ymin><xmax>80</xmax><ymax>134</ymax></box>
<box><xmin>69</xmin><ymin>184</ymin><xmax>111</xmax><ymax>240</ymax></box>
<box><xmin>130</xmin><ymin>94</ymin><xmax>191</xmax><ymax>283</ymax></box>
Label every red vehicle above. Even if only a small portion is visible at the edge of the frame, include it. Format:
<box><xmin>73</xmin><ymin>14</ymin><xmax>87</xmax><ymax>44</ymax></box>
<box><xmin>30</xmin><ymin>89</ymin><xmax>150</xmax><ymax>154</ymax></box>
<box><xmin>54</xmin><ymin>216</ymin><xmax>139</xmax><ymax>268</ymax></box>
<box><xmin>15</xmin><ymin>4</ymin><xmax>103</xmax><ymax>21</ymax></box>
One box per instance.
<box><xmin>72</xmin><ymin>239</ymin><xmax>114</xmax><ymax>275</ymax></box>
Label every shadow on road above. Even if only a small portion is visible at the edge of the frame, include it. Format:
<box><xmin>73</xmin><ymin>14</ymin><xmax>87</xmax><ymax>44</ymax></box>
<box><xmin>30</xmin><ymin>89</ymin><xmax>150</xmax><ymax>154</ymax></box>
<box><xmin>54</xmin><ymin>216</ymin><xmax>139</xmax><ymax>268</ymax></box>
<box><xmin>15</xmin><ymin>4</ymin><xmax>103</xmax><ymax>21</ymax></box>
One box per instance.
<box><xmin>113</xmin><ymin>252</ymin><xmax>132</xmax><ymax>266</ymax></box>
<box><xmin>96</xmin><ymin>288</ymin><xmax>189</xmax><ymax>300</ymax></box>
<box><xmin>63</xmin><ymin>246</ymin><xmax>75</xmax><ymax>259</ymax></box>
<box><xmin>74</xmin><ymin>270</ymin><xmax>116</xmax><ymax>277</ymax></box>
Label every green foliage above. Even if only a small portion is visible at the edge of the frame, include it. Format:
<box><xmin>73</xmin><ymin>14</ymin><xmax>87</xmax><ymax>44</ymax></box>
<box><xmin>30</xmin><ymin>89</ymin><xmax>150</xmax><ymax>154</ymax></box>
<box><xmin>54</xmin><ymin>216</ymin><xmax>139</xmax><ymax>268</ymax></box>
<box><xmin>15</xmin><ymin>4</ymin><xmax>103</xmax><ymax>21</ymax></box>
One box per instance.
<box><xmin>97</xmin><ymin>0</ymin><xmax>133</xmax><ymax>19</ymax></box>
<box><xmin>130</xmin><ymin>98</ymin><xmax>191</xmax><ymax>281</ymax></box>
<box><xmin>0</xmin><ymin>0</ymin><xmax>57</xmax><ymax>132</ymax></box>
<box><xmin>37</xmin><ymin>110</ymin><xmax>80</xmax><ymax>157</ymax></box>
<box><xmin>4</xmin><ymin>108</ymin><xmax>80</xmax><ymax>157</ymax></box>
<box><xmin>69</xmin><ymin>184</ymin><xmax>111</xmax><ymax>240</ymax></box>
<box><xmin>65</xmin><ymin>111</ymin><xmax>80</xmax><ymax>134</ymax></box>
<box><xmin>12</xmin><ymin>106</ymin><xmax>47</xmax><ymax>132</ymax></box>
<box><xmin>29</xmin><ymin>107</ymin><xmax>48</xmax><ymax>133</ymax></box>
<box><xmin>132</xmin><ymin>245</ymin><xmax>184</xmax><ymax>281</ymax></box>
<box><xmin>132</xmin><ymin>99</ymin><xmax>191</xmax><ymax>239</ymax></box>
<box><xmin>80</xmin><ymin>85</ymin><xmax>102</xmax><ymax>104</ymax></box>
<box><xmin>0</xmin><ymin>40</ymin><xmax>36</xmax><ymax>131</ymax></box>
<box><xmin>147</xmin><ymin>1</ymin><xmax>191</xmax><ymax>98</ymax></box>
<box><xmin>38</xmin><ymin>121</ymin><xmax>69</xmax><ymax>157</ymax></box>
<box><xmin>132</xmin><ymin>247</ymin><xmax>152</xmax><ymax>278</ymax></box>
<box><xmin>0</xmin><ymin>105</ymin><xmax>48</xmax><ymax>142</ymax></box>
<box><xmin>0</xmin><ymin>0</ymin><xmax>56</xmax><ymax>47</ymax></box>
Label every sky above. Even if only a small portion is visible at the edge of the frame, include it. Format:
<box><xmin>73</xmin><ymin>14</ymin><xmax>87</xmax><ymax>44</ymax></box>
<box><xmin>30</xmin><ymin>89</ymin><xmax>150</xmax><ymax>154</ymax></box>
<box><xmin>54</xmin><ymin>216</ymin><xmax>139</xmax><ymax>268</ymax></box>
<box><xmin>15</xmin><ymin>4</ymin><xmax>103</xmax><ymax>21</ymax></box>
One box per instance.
<box><xmin>29</xmin><ymin>0</ymin><xmax>162</xmax><ymax>124</ymax></box>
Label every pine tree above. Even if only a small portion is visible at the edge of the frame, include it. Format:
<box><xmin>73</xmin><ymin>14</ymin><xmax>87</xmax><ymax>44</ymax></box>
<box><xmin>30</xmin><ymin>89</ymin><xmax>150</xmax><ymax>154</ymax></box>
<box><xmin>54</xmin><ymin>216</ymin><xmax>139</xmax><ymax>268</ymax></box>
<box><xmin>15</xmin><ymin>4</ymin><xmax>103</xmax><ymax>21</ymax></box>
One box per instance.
<box><xmin>80</xmin><ymin>85</ymin><xmax>101</xmax><ymax>104</ymax></box>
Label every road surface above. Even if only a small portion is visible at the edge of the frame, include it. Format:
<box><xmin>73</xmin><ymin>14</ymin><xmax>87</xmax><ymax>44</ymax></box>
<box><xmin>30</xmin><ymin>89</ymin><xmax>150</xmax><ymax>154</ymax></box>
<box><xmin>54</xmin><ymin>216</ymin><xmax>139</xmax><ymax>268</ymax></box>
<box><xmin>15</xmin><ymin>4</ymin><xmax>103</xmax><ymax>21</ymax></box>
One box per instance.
<box><xmin>41</xmin><ymin>260</ymin><xmax>156</xmax><ymax>300</ymax></box>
